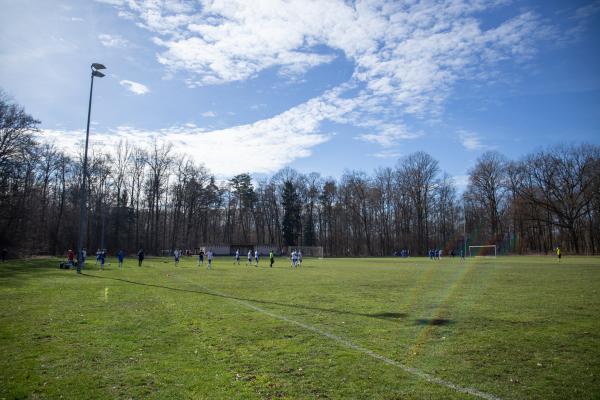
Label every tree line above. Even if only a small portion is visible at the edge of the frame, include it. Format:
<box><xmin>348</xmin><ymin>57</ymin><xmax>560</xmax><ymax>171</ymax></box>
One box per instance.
<box><xmin>1</xmin><ymin>91</ymin><xmax>599</xmax><ymax>257</ymax></box>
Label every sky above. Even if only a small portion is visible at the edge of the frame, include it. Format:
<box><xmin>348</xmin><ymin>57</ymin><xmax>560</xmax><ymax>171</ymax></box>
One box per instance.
<box><xmin>1</xmin><ymin>0</ymin><xmax>599</xmax><ymax>186</ymax></box>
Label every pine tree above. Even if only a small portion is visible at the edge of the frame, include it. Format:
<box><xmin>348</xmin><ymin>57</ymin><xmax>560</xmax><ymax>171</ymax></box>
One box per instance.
<box><xmin>282</xmin><ymin>180</ymin><xmax>300</xmax><ymax>246</ymax></box>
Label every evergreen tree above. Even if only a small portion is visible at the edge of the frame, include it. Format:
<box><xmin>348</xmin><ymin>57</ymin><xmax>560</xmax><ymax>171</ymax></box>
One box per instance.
<box><xmin>282</xmin><ymin>180</ymin><xmax>300</xmax><ymax>246</ymax></box>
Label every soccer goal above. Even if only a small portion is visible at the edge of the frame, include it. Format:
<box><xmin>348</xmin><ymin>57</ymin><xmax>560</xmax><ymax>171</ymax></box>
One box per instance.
<box><xmin>293</xmin><ymin>246</ymin><xmax>324</xmax><ymax>259</ymax></box>
<box><xmin>468</xmin><ymin>245</ymin><xmax>497</xmax><ymax>257</ymax></box>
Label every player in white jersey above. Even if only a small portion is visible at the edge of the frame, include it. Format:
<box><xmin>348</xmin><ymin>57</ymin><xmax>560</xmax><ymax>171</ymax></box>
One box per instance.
<box><xmin>207</xmin><ymin>250</ymin><xmax>213</xmax><ymax>269</ymax></box>
<box><xmin>247</xmin><ymin>250</ymin><xmax>252</xmax><ymax>266</ymax></box>
<box><xmin>291</xmin><ymin>250</ymin><xmax>298</xmax><ymax>268</ymax></box>
<box><xmin>297</xmin><ymin>250</ymin><xmax>303</xmax><ymax>266</ymax></box>
<box><xmin>234</xmin><ymin>249</ymin><xmax>240</xmax><ymax>265</ymax></box>
<box><xmin>254</xmin><ymin>249</ymin><xmax>259</xmax><ymax>267</ymax></box>
<box><xmin>174</xmin><ymin>249</ymin><xmax>181</xmax><ymax>266</ymax></box>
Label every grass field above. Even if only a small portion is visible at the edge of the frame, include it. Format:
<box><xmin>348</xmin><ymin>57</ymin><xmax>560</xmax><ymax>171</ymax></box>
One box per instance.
<box><xmin>0</xmin><ymin>255</ymin><xmax>599</xmax><ymax>399</ymax></box>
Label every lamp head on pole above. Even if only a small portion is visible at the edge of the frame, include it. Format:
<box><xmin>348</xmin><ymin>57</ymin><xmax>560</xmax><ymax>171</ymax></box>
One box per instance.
<box><xmin>91</xmin><ymin>63</ymin><xmax>107</xmax><ymax>78</ymax></box>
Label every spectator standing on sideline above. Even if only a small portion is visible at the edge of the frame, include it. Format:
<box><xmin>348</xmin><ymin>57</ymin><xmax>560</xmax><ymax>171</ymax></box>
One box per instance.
<box><xmin>67</xmin><ymin>249</ymin><xmax>75</xmax><ymax>268</ymax></box>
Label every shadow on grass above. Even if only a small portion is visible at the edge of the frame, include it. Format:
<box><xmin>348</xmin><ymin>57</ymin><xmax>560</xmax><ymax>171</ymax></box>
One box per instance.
<box><xmin>415</xmin><ymin>318</ymin><xmax>452</xmax><ymax>326</ymax></box>
<box><xmin>82</xmin><ymin>273</ymin><xmax>408</xmax><ymax>322</ymax></box>
<box><xmin>369</xmin><ymin>312</ymin><xmax>408</xmax><ymax>319</ymax></box>
<box><xmin>0</xmin><ymin>259</ymin><xmax>67</xmax><ymax>282</ymax></box>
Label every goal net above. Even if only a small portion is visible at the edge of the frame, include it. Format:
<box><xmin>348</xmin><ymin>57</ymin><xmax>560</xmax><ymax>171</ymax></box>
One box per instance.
<box><xmin>468</xmin><ymin>245</ymin><xmax>497</xmax><ymax>257</ymax></box>
<box><xmin>288</xmin><ymin>246</ymin><xmax>324</xmax><ymax>258</ymax></box>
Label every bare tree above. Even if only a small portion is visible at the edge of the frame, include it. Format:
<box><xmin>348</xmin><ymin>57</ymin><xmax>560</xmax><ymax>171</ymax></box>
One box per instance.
<box><xmin>145</xmin><ymin>141</ymin><xmax>173</xmax><ymax>252</ymax></box>
<box><xmin>398</xmin><ymin>152</ymin><xmax>439</xmax><ymax>255</ymax></box>
<box><xmin>465</xmin><ymin>151</ymin><xmax>508</xmax><ymax>245</ymax></box>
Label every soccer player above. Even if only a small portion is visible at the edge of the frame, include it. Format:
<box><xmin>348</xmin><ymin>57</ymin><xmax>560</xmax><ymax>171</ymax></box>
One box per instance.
<box><xmin>291</xmin><ymin>250</ymin><xmax>298</xmax><ymax>268</ymax></box>
<box><xmin>269</xmin><ymin>250</ymin><xmax>274</xmax><ymax>268</ymax></box>
<box><xmin>99</xmin><ymin>250</ymin><xmax>106</xmax><ymax>270</ymax></box>
<box><xmin>556</xmin><ymin>247</ymin><xmax>561</xmax><ymax>262</ymax></box>
<box><xmin>137</xmin><ymin>249</ymin><xmax>144</xmax><ymax>267</ymax></box>
<box><xmin>174</xmin><ymin>249</ymin><xmax>181</xmax><ymax>266</ymax></box>
<box><xmin>95</xmin><ymin>249</ymin><xmax>101</xmax><ymax>266</ymax></box>
<box><xmin>198</xmin><ymin>250</ymin><xmax>204</xmax><ymax>266</ymax></box>
<box><xmin>298</xmin><ymin>250</ymin><xmax>303</xmax><ymax>266</ymax></box>
<box><xmin>207</xmin><ymin>249</ymin><xmax>213</xmax><ymax>269</ymax></box>
<box><xmin>254</xmin><ymin>249</ymin><xmax>260</xmax><ymax>267</ymax></box>
<box><xmin>247</xmin><ymin>249</ymin><xmax>252</xmax><ymax>266</ymax></box>
<box><xmin>234</xmin><ymin>249</ymin><xmax>240</xmax><ymax>265</ymax></box>
<box><xmin>117</xmin><ymin>249</ymin><xmax>124</xmax><ymax>269</ymax></box>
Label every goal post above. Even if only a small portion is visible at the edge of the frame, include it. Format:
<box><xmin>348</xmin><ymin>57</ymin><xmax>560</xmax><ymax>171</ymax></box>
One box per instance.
<box><xmin>468</xmin><ymin>245</ymin><xmax>497</xmax><ymax>257</ymax></box>
<box><xmin>287</xmin><ymin>246</ymin><xmax>324</xmax><ymax>258</ymax></box>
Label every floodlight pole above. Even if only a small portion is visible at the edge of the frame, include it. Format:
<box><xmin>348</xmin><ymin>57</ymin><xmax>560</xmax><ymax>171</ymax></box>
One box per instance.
<box><xmin>463</xmin><ymin>204</ymin><xmax>467</xmax><ymax>258</ymax></box>
<box><xmin>77</xmin><ymin>63</ymin><xmax>105</xmax><ymax>273</ymax></box>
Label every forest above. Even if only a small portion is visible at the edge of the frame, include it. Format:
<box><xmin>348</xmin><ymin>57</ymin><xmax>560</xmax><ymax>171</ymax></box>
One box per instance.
<box><xmin>1</xmin><ymin>91</ymin><xmax>599</xmax><ymax>257</ymax></box>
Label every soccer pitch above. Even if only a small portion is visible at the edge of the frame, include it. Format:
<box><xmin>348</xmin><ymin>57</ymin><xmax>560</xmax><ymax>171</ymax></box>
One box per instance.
<box><xmin>1</xmin><ymin>256</ymin><xmax>598</xmax><ymax>399</ymax></box>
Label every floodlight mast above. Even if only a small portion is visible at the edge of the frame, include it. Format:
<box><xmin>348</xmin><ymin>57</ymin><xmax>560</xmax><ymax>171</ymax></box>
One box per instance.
<box><xmin>463</xmin><ymin>204</ymin><xmax>467</xmax><ymax>258</ymax></box>
<box><xmin>77</xmin><ymin>63</ymin><xmax>106</xmax><ymax>273</ymax></box>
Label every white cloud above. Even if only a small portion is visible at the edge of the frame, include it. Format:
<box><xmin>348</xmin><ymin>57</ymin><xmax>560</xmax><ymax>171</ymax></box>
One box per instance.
<box><xmin>201</xmin><ymin>111</ymin><xmax>216</xmax><ymax>117</ymax></box>
<box><xmin>458</xmin><ymin>130</ymin><xmax>493</xmax><ymax>151</ymax></box>
<box><xmin>98</xmin><ymin>33</ymin><xmax>129</xmax><ymax>48</ymax></box>
<box><xmin>93</xmin><ymin>0</ymin><xmax>551</xmax><ymax>160</ymax></box>
<box><xmin>119</xmin><ymin>80</ymin><xmax>150</xmax><ymax>95</ymax></box>
<box><xmin>371</xmin><ymin>150</ymin><xmax>402</xmax><ymax>159</ymax></box>
<box><xmin>357</xmin><ymin>124</ymin><xmax>421</xmax><ymax>147</ymax></box>
<box><xmin>95</xmin><ymin>0</ymin><xmax>125</xmax><ymax>5</ymax></box>
<box><xmin>37</xmin><ymin>85</ymin><xmax>360</xmax><ymax>176</ymax></box>
<box><xmin>62</xmin><ymin>16</ymin><xmax>84</xmax><ymax>22</ymax></box>
<box><xmin>574</xmin><ymin>0</ymin><xmax>600</xmax><ymax>20</ymax></box>
<box><xmin>103</xmin><ymin>1</ymin><xmax>547</xmax><ymax>99</ymax></box>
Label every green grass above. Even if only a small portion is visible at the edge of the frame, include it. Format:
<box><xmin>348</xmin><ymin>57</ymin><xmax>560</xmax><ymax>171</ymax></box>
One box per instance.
<box><xmin>1</xmin><ymin>255</ymin><xmax>599</xmax><ymax>399</ymax></box>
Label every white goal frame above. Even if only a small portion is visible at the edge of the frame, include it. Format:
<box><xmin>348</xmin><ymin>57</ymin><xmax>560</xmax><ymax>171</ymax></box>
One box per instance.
<box><xmin>288</xmin><ymin>246</ymin><xmax>324</xmax><ymax>259</ymax></box>
<box><xmin>468</xmin><ymin>245</ymin><xmax>497</xmax><ymax>257</ymax></box>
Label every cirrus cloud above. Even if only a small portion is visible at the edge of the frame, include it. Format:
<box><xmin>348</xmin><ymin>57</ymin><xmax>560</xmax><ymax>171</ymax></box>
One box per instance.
<box><xmin>92</xmin><ymin>0</ymin><xmax>554</xmax><ymax>173</ymax></box>
<box><xmin>98</xmin><ymin>33</ymin><xmax>129</xmax><ymax>48</ymax></box>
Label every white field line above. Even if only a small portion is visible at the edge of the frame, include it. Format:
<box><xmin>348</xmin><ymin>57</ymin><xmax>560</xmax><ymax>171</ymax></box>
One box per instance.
<box><xmin>196</xmin><ymin>284</ymin><xmax>502</xmax><ymax>400</ymax></box>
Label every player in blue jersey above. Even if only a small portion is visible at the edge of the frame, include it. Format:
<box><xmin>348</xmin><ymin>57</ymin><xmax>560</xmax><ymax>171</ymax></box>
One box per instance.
<box><xmin>117</xmin><ymin>249</ymin><xmax>124</xmax><ymax>269</ymax></box>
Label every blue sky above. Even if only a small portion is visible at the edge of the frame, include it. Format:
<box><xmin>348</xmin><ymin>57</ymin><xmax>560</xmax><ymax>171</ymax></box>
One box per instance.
<box><xmin>1</xmin><ymin>0</ymin><xmax>599</xmax><ymax>184</ymax></box>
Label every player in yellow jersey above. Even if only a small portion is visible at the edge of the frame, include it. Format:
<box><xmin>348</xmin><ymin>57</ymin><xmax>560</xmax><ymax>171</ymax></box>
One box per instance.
<box><xmin>556</xmin><ymin>247</ymin><xmax>561</xmax><ymax>262</ymax></box>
